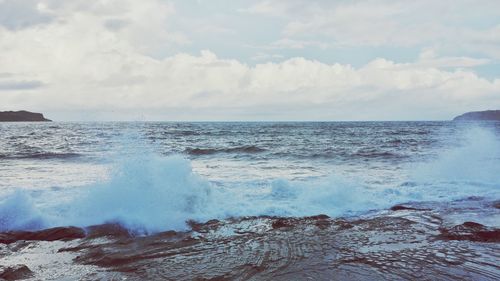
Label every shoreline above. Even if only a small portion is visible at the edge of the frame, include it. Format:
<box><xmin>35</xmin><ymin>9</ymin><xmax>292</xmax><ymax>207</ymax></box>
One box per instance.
<box><xmin>1</xmin><ymin>197</ymin><xmax>499</xmax><ymax>280</ymax></box>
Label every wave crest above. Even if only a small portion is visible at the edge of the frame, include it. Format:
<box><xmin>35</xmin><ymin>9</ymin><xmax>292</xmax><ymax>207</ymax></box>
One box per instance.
<box><xmin>1</xmin><ymin>127</ymin><xmax>499</xmax><ymax>233</ymax></box>
<box><xmin>185</xmin><ymin>145</ymin><xmax>266</xmax><ymax>156</ymax></box>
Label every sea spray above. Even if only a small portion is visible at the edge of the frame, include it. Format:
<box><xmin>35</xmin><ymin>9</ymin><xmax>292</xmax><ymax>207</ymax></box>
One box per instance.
<box><xmin>0</xmin><ymin>156</ymin><xmax>380</xmax><ymax>232</ymax></box>
<box><xmin>0</xmin><ymin>190</ymin><xmax>46</xmax><ymax>231</ymax></box>
<box><xmin>1</xmin><ymin>125</ymin><xmax>499</xmax><ymax>233</ymax></box>
<box><xmin>0</xmin><ymin>147</ymin><xmax>216</xmax><ymax>233</ymax></box>
<box><xmin>408</xmin><ymin>126</ymin><xmax>500</xmax><ymax>198</ymax></box>
<box><xmin>59</xmin><ymin>154</ymin><xmax>212</xmax><ymax>233</ymax></box>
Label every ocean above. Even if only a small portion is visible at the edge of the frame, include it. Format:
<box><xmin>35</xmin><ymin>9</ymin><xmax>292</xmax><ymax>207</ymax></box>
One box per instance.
<box><xmin>1</xmin><ymin>121</ymin><xmax>500</xmax><ymax>233</ymax></box>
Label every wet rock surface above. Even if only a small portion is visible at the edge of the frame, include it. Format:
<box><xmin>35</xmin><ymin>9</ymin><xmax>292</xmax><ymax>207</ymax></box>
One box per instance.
<box><xmin>1</xmin><ymin>198</ymin><xmax>499</xmax><ymax>280</ymax></box>
<box><xmin>439</xmin><ymin>221</ymin><xmax>500</xmax><ymax>243</ymax></box>
<box><xmin>0</xmin><ymin>227</ymin><xmax>85</xmax><ymax>244</ymax></box>
<box><xmin>0</xmin><ymin>264</ymin><xmax>33</xmax><ymax>280</ymax></box>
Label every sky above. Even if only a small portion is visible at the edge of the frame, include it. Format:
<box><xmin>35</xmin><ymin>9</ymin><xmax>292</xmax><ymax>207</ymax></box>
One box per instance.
<box><xmin>0</xmin><ymin>0</ymin><xmax>499</xmax><ymax>121</ymax></box>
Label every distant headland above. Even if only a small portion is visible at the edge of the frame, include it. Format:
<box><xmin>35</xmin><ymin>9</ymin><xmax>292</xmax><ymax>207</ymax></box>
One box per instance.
<box><xmin>0</xmin><ymin>111</ymin><xmax>51</xmax><ymax>122</ymax></box>
<box><xmin>453</xmin><ymin>110</ymin><xmax>500</xmax><ymax>121</ymax></box>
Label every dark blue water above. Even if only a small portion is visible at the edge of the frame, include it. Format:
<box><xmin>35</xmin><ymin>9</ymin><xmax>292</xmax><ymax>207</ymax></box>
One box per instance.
<box><xmin>1</xmin><ymin>121</ymin><xmax>499</xmax><ymax>232</ymax></box>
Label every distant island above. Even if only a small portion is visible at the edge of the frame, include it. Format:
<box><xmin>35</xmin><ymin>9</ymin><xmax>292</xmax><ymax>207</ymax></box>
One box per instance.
<box><xmin>453</xmin><ymin>110</ymin><xmax>500</xmax><ymax>121</ymax></box>
<box><xmin>0</xmin><ymin>110</ymin><xmax>51</xmax><ymax>122</ymax></box>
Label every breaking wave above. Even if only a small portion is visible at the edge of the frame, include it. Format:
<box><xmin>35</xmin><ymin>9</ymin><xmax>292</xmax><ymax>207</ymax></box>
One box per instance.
<box><xmin>1</xmin><ymin>127</ymin><xmax>499</xmax><ymax>233</ymax></box>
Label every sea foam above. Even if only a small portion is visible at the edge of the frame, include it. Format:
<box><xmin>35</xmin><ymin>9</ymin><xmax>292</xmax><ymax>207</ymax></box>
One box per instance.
<box><xmin>1</xmin><ymin>126</ymin><xmax>499</xmax><ymax>233</ymax></box>
<box><xmin>0</xmin><ymin>190</ymin><xmax>45</xmax><ymax>231</ymax></box>
<box><xmin>64</xmin><ymin>154</ymin><xmax>212</xmax><ymax>233</ymax></box>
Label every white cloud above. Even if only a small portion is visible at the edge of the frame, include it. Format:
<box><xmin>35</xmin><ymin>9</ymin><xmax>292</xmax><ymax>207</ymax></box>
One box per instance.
<box><xmin>416</xmin><ymin>49</ymin><xmax>490</xmax><ymax>68</ymax></box>
<box><xmin>0</xmin><ymin>0</ymin><xmax>54</xmax><ymax>30</ymax></box>
<box><xmin>2</xmin><ymin>40</ymin><xmax>499</xmax><ymax>119</ymax></box>
<box><xmin>1</xmin><ymin>0</ymin><xmax>499</xmax><ymax>120</ymax></box>
<box><xmin>245</xmin><ymin>0</ymin><xmax>500</xmax><ymax>59</ymax></box>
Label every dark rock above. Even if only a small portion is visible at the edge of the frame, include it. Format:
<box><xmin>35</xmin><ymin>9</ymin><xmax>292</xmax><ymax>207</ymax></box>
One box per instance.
<box><xmin>308</xmin><ymin>214</ymin><xmax>330</xmax><ymax>220</ymax></box>
<box><xmin>70</xmin><ymin>209</ymin><xmax>500</xmax><ymax>280</ymax></box>
<box><xmin>333</xmin><ymin>220</ymin><xmax>353</xmax><ymax>230</ymax></box>
<box><xmin>187</xmin><ymin>219</ymin><xmax>221</xmax><ymax>233</ymax></box>
<box><xmin>314</xmin><ymin>219</ymin><xmax>331</xmax><ymax>229</ymax></box>
<box><xmin>492</xmin><ymin>200</ymin><xmax>500</xmax><ymax>209</ymax></box>
<box><xmin>3</xmin><ymin>198</ymin><xmax>500</xmax><ymax>280</ymax></box>
<box><xmin>0</xmin><ymin>233</ymin><xmax>17</xmax><ymax>244</ymax></box>
<box><xmin>453</xmin><ymin>110</ymin><xmax>500</xmax><ymax>121</ymax></box>
<box><xmin>462</xmin><ymin>221</ymin><xmax>485</xmax><ymax>229</ymax></box>
<box><xmin>439</xmin><ymin>221</ymin><xmax>500</xmax><ymax>242</ymax></box>
<box><xmin>390</xmin><ymin>205</ymin><xmax>431</xmax><ymax>211</ymax></box>
<box><xmin>271</xmin><ymin>215</ymin><xmax>333</xmax><ymax>230</ymax></box>
<box><xmin>11</xmin><ymin>199</ymin><xmax>500</xmax><ymax>280</ymax></box>
<box><xmin>22</xmin><ymin>226</ymin><xmax>85</xmax><ymax>241</ymax></box>
<box><xmin>390</xmin><ymin>205</ymin><xmax>419</xmax><ymax>211</ymax></box>
<box><xmin>271</xmin><ymin>218</ymin><xmax>294</xmax><ymax>229</ymax></box>
<box><xmin>155</xmin><ymin>230</ymin><xmax>178</xmax><ymax>239</ymax></box>
<box><xmin>0</xmin><ymin>264</ymin><xmax>33</xmax><ymax>280</ymax></box>
<box><xmin>0</xmin><ymin>227</ymin><xmax>85</xmax><ymax>244</ymax></box>
<box><xmin>0</xmin><ymin>110</ymin><xmax>51</xmax><ymax>122</ymax></box>
<box><xmin>308</xmin><ymin>214</ymin><xmax>332</xmax><ymax>229</ymax></box>
<box><xmin>85</xmin><ymin>223</ymin><xmax>131</xmax><ymax>239</ymax></box>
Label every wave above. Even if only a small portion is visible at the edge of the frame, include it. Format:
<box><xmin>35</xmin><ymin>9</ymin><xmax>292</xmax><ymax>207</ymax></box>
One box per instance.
<box><xmin>0</xmin><ymin>154</ymin><xmax>212</xmax><ymax>233</ymax></box>
<box><xmin>351</xmin><ymin>149</ymin><xmax>405</xmax><ymax>159</ymax></box>
<box><xmin>155</xmin><ymin>130</ymin><xmax>201</xmax><ymax>136</ymax></box>
<box><xmin>275</xmin><ymin>149</ymin><xmax>406</xmax><ymax>161</ymax></box>
<box><xmin>411</xmin><ymin>127</ymin><xmax>500</xmax><ymax>183</ymax></box>
<box><xmin>0</xmin><ymin>152</ymin><xmax>82</xmax><ymax>160</ymax></box>
<box><xmin>0</xmin><ymin>190</ymin><xmax>45</xmax><ymax>231</ymax></box>
<box><xmin>185</xmin><ymin>145</ymin><xmax>266</xmax><ymax>156</ymax></box>
<box><xmin>1</xmin><ymin>127</ymin><xmax>499</xmax><ymax>234</ymax></box>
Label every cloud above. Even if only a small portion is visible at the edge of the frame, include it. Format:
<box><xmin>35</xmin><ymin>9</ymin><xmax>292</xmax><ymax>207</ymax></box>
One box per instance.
<box><xmin>0</xmin><ymin>0</ymin><xmax>53</xmax><ymax>30</ymax></box>
<box><xmin>3</xmin><ymin>43</ymin><xmax>499</xmax><ymax>119</ymax></box>
<box><xmin>0</xmin><ymin>0</ymin><xmax>499</xmax><ymax>120</ymax></box>
<box><xmin>416</xmin><ymin>49</ymin><xmax>490</xmax><ymax>68</ymax></box>
<box><xmin>0</xmin><ymin>80</ymin><xmax>43</xmax><ymax>90</ymax></box>
<box><xmin>245</xmin><ymin>0</ymin><xmax>500</xmax><ymax>59</ymax></box>
<box><xmin>1</xmin><ymin>0</ymin><xmax>188</xmax><ymax>57</ymax></box>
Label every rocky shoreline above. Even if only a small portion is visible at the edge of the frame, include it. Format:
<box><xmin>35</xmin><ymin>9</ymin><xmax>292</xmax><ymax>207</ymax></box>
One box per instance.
<box><xmin>1</xmin><ymin>198</ymin><xmax>499</xmax><ymax>280</ymax></box>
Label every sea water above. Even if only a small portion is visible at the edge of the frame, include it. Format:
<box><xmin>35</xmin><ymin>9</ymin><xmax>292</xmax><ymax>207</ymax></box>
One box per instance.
<box><xmin>1</xmin><ymin>121</ymin><xmax>499</xmax><ymax>233</ymax></box>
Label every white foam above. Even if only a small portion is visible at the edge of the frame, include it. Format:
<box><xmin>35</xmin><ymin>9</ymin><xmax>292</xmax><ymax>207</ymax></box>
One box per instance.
<box><xmin>408</xmin><ymin>126</ymin><xmax>500</xmax><ymax>199</ymax></box>
<box><xmin>0</xmin><ymin>190</ymin><xmax>46</xmax><ymax>231</ymax></box>
<box><xmin>1</xmin><ymin>126</ymin><xmax>499</xmax><ymax>233</ymax></box>
<box><xmin>61</xmin><ymin>154</ymin><xmax>213</xmax><ymax>233</ymax></box>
